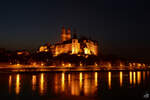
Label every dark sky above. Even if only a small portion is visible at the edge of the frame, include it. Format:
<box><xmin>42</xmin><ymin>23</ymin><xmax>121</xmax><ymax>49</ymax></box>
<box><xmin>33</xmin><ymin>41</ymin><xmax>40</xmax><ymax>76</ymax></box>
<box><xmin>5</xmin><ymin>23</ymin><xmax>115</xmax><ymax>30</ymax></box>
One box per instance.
<box><xmin>0</xmin><ymin>0</ymin><xmax>150</xmax><ymax>60</ymax></box>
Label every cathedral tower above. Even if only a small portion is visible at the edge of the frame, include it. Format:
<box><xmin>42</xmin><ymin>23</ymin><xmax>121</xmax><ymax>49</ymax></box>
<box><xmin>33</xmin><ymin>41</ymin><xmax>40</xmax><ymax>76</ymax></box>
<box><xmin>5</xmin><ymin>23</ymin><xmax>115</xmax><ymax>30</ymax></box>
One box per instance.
<box><xmin>61</xmin><ymin>26</ymin><xmax>67</xmax><ymax>42</ymax></box>
<box><xmin>61</xmin><ymin>27</ymin><xmax>71</xmax><ymax>42</ymax></box>
<box><xmin>66</xmin><ymin>28</ymin><xmax>71</xmax><ymax>40</ymax></box>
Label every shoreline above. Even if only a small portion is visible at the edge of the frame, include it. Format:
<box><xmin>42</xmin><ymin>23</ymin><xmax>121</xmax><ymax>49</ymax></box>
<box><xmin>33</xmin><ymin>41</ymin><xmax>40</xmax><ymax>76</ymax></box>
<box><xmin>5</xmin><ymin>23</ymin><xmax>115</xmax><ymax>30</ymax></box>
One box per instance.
<box><xmin>0</xmin><ymin>64</ymin><xmax>150</xmax><ymax>73</ymax></box>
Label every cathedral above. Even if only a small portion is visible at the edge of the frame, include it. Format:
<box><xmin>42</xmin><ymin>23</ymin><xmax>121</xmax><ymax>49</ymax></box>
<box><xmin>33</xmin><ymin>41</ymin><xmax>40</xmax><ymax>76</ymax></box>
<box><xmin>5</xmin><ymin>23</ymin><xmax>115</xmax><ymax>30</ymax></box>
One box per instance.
<box><xmin>38</xmin><ymin>27</ymin><xmax>98</xmax><ymax>57</ymax></box>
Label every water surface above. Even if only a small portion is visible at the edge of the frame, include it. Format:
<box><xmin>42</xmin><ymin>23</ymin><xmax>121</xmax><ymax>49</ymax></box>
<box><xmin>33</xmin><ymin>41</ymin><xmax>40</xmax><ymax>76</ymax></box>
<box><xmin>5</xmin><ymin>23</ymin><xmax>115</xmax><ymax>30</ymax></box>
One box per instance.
<box><xmin>0</xmin><ymin>71</ymin><xmax>150</xmax><ymax>100</ymax></box>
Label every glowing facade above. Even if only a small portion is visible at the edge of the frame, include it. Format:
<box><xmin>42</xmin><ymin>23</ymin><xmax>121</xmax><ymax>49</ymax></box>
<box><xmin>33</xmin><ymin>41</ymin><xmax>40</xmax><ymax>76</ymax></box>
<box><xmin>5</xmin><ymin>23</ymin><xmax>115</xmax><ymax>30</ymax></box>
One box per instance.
<box><xmin>39</xmin><ymin>27</ymin><xmax>98</xmax><ymax>56</ymax></box>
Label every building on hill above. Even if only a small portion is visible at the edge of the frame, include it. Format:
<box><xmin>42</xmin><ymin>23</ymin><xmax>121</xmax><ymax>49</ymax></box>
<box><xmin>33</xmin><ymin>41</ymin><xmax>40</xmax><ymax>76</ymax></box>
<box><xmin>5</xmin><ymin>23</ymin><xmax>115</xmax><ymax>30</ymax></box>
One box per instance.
<box><xmin>38</xmin><ymin>27</ymin><xmax>98</xmax><ymax>57</ymax></box>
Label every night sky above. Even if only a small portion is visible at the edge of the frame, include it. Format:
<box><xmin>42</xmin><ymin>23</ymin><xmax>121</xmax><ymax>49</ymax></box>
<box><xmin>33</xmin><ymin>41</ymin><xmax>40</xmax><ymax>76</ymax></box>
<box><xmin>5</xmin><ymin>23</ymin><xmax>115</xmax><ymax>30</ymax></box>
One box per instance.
<box><xmin>0</xmin><ymin>0</ymin><xmax>150</xmax><ymax>60</ymax></box>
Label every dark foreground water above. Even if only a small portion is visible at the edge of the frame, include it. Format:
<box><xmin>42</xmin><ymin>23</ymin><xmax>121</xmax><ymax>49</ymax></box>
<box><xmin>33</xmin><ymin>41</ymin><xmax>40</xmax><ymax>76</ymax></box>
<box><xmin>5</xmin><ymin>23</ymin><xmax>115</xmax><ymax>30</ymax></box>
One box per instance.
<box><xmin>0</xmin><ymin>71</ymin><xmax>150</xmax><ymax>100</ymax></box>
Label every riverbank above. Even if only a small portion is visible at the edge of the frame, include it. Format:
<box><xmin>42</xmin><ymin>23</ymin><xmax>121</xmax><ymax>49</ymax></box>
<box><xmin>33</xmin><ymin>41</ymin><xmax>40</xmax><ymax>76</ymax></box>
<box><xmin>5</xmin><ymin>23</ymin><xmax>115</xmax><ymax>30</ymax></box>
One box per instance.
<box><xmin>0</xmin><ymin>63</ymin><xmax>150</xmax><ymax>73</ymax></box>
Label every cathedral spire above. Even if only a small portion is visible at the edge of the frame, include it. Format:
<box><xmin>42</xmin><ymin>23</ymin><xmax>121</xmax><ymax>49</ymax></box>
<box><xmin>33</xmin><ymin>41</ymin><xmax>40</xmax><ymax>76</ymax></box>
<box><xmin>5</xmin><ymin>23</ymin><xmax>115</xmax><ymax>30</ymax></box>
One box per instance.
<box><xmin>61</xmin><ymin>26</ymin><xmax>66</xmax><ymax>42</ymax></box>
<box><xmin>66</xmin><ymin>27</ymin><xmax>71</xmax><ymax>40</ymax></box>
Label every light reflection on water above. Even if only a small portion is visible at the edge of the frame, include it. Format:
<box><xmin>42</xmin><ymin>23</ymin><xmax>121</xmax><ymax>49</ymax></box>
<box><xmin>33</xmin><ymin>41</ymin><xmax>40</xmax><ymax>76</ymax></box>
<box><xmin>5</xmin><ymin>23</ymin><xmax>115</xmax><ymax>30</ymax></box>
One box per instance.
<box><xmin>61</xmin><ymin>72</ymin><xmax>65</xmax><ymax>92</ymax></box>
<box><xmin>137</xmin><ymin>71</ymin><xmax>141</xmax><ymax>85</ymax></box>
<box><xmin>143</xmin><ymin>71</ymin><xmax>146</xmax><ymax>81</ymax></box>
<box><xmin>4</xmin><ymin>71</ymin><xmax>150</xmax><ymax>96</ymax></box>
<box><xmin>94</xmin><ymin>72</ymin><xmax>98</xmax><ymax>87</ymax></box>
<box><xmin>8</xmin><ymin>75</ymin><xmax>12</xmax><ymax>93</ymax></box>
<box><xmin>119</xmin><ymin>71</ymin><xmax>123</xmax><ymax>87</ymax></box>
<box><xmin>133</xmin><ymin>72</ymin><xmax>136</xmax><ymax>85</ymax></box>
<box><xmin>16</xmin><ymin>74</ymin><xmax>20</xmax><ymax>95</ymax></box>
<box><xmin>79</xmin><ymin>72</ymin><xmax>83</xmax><ymax>90</ymax></box>
<box><xmin>32</xmin><ymin>75</ymin><xmax>36</xmax><ymax>91</ymax></box>
<box><xmin>108</xmin><ymin>72</ymin><xmax>111</xmax><ymax>89</ymax></box>
<box><xmin>129</xmin><ymin>71</ymin><xmax>132</xmax><ymax>85</ymax></box>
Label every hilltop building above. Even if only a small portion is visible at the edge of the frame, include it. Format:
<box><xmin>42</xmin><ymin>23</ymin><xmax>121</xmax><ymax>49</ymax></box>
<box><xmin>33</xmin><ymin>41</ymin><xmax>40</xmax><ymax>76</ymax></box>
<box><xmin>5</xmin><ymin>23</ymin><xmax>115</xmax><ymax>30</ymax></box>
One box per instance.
<box><xmin>38</xmin><ymin>27</ymin><xmax>98</xmax><ymax>57</ymax></box>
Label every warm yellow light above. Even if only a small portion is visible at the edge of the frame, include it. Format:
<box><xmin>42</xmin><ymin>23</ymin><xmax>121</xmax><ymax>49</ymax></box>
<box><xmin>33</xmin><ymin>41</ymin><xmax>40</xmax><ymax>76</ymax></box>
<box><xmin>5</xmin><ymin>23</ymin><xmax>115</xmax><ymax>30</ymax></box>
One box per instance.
<box><xmin>79</xmin><ymin>72</ymin><xmax>83</xmax><ymax>89</ymax></box>
<box><xmin>61</xmin><ymin>72</ymin><xmax>65</xmax><ymax>92</ymax></box>
<box><xmin>41</xmin><ymin>63</ymin><xmax>44</xmax><ymax>66</ymax></box>
<box><xmin>80</xmin><ymin>62</ymin><xmax>83</xmax><ymax>67</ymax></box>
<box><xmin>40</xmin><ymin>73</ymin><xmax>44</xmax><ymax>95</ymax></box>
<box><xmin>71</xmin><ymin>74</ymin><xmax>80</xmax><ymax>96</ymax></box>
<box><xmin>137</xmin><ymin>71</ymin><xmax>141</xmax><ymax>85</ymax></box>
<box><xmin>50</xmin><ymin>28</ymin><xmax>99</xmax><ymax>57</ymax></box>
<box><xmin>129</xmin><ymin>71</ymin><xmax>132</xmax><ymax>85</ymax></box>
<box><xmin>129</xmin><ymin>63</ymin><xmax>133</xmax><ymax>69</ymax></box>
<box><xmin>108</xmin><ymin>63</ymin><xmax>111</xmax><ymax>67</ymax></box>
<box><xmin>108</xmin><ymin>62</ymin><xmax>112</xmax><ymax>70</ymax></box>
<box><xmin>83</xmin><ymin>72</ymin><xmax>98</xmax><ymax>96</ymax></box>
<box><xmin>120</xmin><ymin>63</ymin><xmax>123</xmax><ymax>69</ymax></box>
<box><xmin>68</xmin><ymin>63</ymin><xmax>71</xmax><ymax>67</ymax></box>
<box><xmin>133</xmin><ymin>72</ymin><xmax>136</xmax><ymax>85</ymax></box>
<box><xmin>32</xmin><ymin>75</ymin><xmax>36</xmax><ymax>91</ymax></box>
<box><xmin>39</xmin><ymin>46</ymin><xmax>48</xmax><ymax>52</ymax></box>
<box><xmin>84</xmin><ymin>48</ymin><xmax>91</xmax><ymax>55</ymax></box>
<box><xmin>84</xmin><ymin>48</ymin><xmax>88</xmax><ymax>54</ymax></box>
<box><xmin>95</xmin><ymin>63</ymin><xmax>98</xmax><ymax>67</ymax></box>
<box><xmin>129</xmin><ymin>63</ymin><xmax>132</xmax><ymax>67</ymax></box>
<box><xmin>16</xmin><ymin>74</ymin><xmax>20</xmax><ymax>95</ymax></box>
<box><xmin>120</xmin><ymin>71</ymin><xmax>123</xmax><ymax>87</ymax></box>
<box><xmin>72</xmin><ymin>39</ymin><xmax>80</xmax><ymax>54</ymax></box>
<box><xmin>120</xmin><ymin>63</ymin><xmax>123</xmax><ymax>66</ymax></box>
<box><xmin>133</xmin><ymin>63</ymin><xmax>136</xmax><ymax>66</ymax></box>
<box><xmin>17</xmin><ymin>52</ymin><xmax>23</xmax><ymax>55</ymax></box>
<box><xmin>17</xmin><ymin>63</ymin><xmax>20</xmax><ymax>66</ymax></box>
<box><xmin>45</xmin><ymin>49</ymin><xmax>48</xmax><ymax>52</ymax></box>
<box><xmin>85</xmin><ymin>55</ymin><xmax>88</xmax><ymax>58</ymax></box>
<box><xmin>137</xmin><ymin>63</ymin><xmax>141</xmax><ymax>67</ymax></box>
<box><xmin>77</xmin><ymin>54</ymin><xmax>81</xmax><ymax>56</ymax></box>
<box><xmin>32</xmin><ymin>62</ymin><xmax>36</xmax><ymax>66</ymax></box>
<box><xmin>95</xmin><ymin>72</ymin><xmax>98</xmax><ymax>87</ymax></box>
<box><xmin>143</xmin><ymin>64</ymin><xmax>146</xmax><ymax>67</ymax></box>
<box><xmin>83</xmin><ymin>74</ymin><xmax>89</xmax><ymax>96</ymax></box>
<box><xmin>62</xmin><ymin>63</ymin><xmax>65</xmax><ymax>66</ymax></box>
<box><xmin>108</xmin><ymin>72</ymin><xmax>111</xmax><ymax>89</ymax></box>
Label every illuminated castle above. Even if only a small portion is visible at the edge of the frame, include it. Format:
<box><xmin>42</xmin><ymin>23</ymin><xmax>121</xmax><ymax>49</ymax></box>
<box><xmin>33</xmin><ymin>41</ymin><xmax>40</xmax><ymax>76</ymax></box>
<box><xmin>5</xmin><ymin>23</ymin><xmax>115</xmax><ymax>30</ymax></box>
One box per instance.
<box><xmin>39</xmin><ymin>27</ymin><xmax>98</xmax><ymax>57</ymax></box>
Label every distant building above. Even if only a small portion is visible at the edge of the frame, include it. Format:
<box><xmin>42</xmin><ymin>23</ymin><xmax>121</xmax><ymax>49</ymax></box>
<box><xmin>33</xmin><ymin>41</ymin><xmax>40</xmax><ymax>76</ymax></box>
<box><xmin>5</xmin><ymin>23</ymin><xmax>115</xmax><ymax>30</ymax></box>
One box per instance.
<box><xmin>16</xmin><ymin>50</ymin><xmax>30</xmax><ymax>56</ymax></box>
<box><xmin>38</xmin><ymin>27</ymin><xmax>98</xmax><ymax>57</ymax></box>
